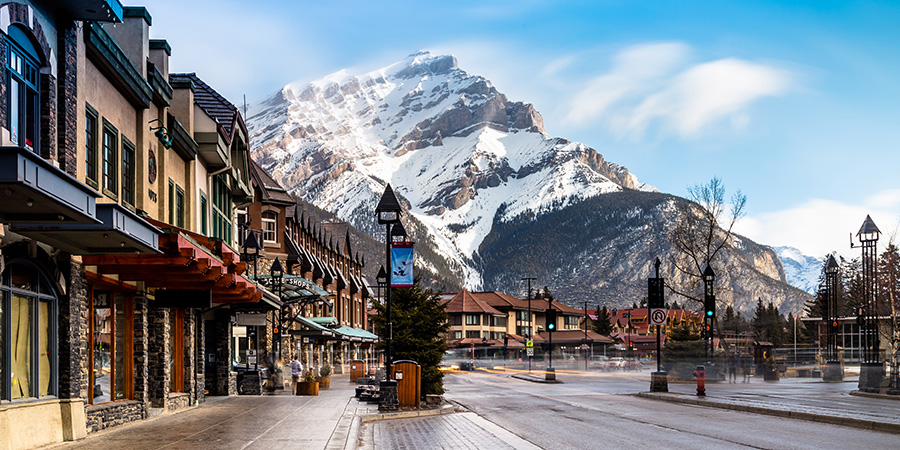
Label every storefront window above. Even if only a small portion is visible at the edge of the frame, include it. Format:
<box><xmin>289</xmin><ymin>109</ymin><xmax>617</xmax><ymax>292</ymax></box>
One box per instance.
<box><xmin>90</xmin><ymin>290</ymin><xmax>132</xmax><ymax>403</ymax></box>
<box><xmin>169</xmin><ymin>309</ymin><xmax>184</xmax><ymax>393</ymax></box>
<box><xmin>10</xmin><ymin>294</ymin><xmax>32</xmax><ymax>400</ymax></box>
<box><xmin>2</xmin><ymin>261</ymin><xmax>56</xmax><ymax>401</ymax></box>
<box><xmin>114</xmin><ymin>294</ymin><xmax>128</xmax><ymax>400</ymax></box>
<box><xmin>92</xmin><ymin>292</ymin><xmax>111</xmax><ymax>403</ymax></box>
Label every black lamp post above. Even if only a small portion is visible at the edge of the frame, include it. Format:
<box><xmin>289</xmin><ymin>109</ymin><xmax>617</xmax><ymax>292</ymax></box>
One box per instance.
<box><xmin>852</xmin><ymin>215</ymin><xmax>882</xmax><ymax>389</ymax></box>
<box><xmin>522</xmin><ymin>277</ymin><xmax>536</xmax><ymax>373</ymax></box>
<box><xmin>823</xmin><ymin>254</ymin><xmax>843</xmax><ymax>381</ymax></box>
<box><xmin>271</xmin><ymin>257</ymin><xmax>284</xmax><ymax>357</ymax></box>
<box><xmin>243</xmin><ymin>230</ymin><xmax>262</xmax><ymax>277</ymax></box>
<box><xmin>702</xmin><ymin>264</ymin><xmax>716</xmax><ymax>360</ymax></box>
<box><xmin>375</xmin><ymin>184</ymin><xmax>401</xmax><ymax>411</ymax></box>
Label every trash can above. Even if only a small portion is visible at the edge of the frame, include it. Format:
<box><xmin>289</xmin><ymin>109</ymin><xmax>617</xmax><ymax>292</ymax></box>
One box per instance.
<box><xmin>391</xmin><ymin>360</ymin><xmax>421</xmax><ymax>408</ymax></box>
<box><xmin>349</xmin><ymin>360</ymin><xmax>365</xmax><ymax>382</ymax></box>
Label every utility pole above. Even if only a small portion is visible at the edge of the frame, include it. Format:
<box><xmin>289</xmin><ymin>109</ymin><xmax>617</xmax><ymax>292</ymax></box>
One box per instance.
<box><xmin>583</xmin><ymin>300</ymin><xmax>590</xmax><ymax>371</ymax></box>
<box><xmin>522</xmin><ymin>277</ymin><xmax>536</xmax><ymax>372</ymax></box>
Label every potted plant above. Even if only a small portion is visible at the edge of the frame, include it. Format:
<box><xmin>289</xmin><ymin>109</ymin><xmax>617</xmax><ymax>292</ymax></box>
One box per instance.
<box><xmin>296</xmin><ymin>369</ymin><xmax>319</xmax><ymax>396</ymax></box>
<box><xmin>317</xmin><ymin>364</ymin><xmax>332</xmax><ymax>390</ymax></box>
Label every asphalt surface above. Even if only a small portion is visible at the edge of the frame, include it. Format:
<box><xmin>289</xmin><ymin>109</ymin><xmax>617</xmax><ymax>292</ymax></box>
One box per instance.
<box><xmin>442</xmin><ymin>366</ymin><xmax>900</xmax><ymax>449</ymax></box>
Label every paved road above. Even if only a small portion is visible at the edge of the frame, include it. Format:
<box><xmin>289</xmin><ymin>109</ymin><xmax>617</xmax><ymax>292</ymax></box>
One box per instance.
<box><xmin>443</xmin><ymin>369</ymin><xmax>900</xmax><ymax>449</ymax></box>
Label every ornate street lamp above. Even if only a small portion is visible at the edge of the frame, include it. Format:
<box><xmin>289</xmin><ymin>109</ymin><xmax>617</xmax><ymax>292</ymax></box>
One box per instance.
<box><xmin>270</xmin><ymin>257</ymin><xmax>284</xmax><ymax>356</ymax></box>
<box><xmin>521</xmin><ymin>277</ymin><xmax>536</xmax><ymax>373</ymax></box>
<box><xmin>375</xmin><ymin>184</ymin><xmax>401</xmax><ymax>411</ymax></box>
<box><xmin>823</xmin><ymin>254</ymin><xmax>842</xmax><ymax>381</ymax></box>
<box><xmin>702</xmin><ymin>264</ymin><xmax>716</xmax><ymax>360</ymax></box>
<box><xmin>852</xmin><ymin>215</ymin><xmax>881</xmax><ymax>389</ymax></box>
<box><xmin>242</xmin><ymin>230</ymin><xmax>262</xmax><ymax>277</ymax></box>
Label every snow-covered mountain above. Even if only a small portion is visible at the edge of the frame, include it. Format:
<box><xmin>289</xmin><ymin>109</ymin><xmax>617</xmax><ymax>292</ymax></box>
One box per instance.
<box><xmin>248</xmin><ymin>51</ymin><xmax>655</xmax><ymax>288</ymax></box>
<box><xmin>246</xmin><ymin>51</ymin><xmax>812</xmax><ymax>313</ymax></box>
<box><xmin>774</xmin><ymin>246</ymin><xmax>822</xmax><ymax>294</ymax></box>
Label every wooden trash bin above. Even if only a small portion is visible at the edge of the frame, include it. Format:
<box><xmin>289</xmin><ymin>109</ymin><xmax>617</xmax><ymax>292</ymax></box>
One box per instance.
<box><xmin>391</xmin><ymin>360</ymin><xmax>421</xmax><ymax>408</ymax></box>
<box><xmin>349</xmin><ymin>360</ymin><xmax>365</xmax><ymax>382</ymax></box>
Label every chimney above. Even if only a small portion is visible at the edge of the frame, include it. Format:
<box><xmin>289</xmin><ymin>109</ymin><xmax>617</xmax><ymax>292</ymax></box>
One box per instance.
<box><xmin>102</xmin><ymin>6</ymin><xmax>151</xmax><ymax>78</ymax></box>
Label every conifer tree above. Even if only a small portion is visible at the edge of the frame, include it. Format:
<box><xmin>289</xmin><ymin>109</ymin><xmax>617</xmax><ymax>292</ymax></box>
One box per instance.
<box><xmin>370</xmin><ymin>277</ymin><xmax>449</xmax><ymax>396</ymax></box>
<box><xmin>593</xmin><ymin>306</ymin><xmax>613</xmax><ymax>336</ymax></box>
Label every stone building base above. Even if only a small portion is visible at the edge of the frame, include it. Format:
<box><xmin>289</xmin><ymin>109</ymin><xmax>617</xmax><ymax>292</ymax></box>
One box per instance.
<box><xmin>858</xmin><ymin>362</ymin><xmax>885</xmax><ymax>391</ymax></box>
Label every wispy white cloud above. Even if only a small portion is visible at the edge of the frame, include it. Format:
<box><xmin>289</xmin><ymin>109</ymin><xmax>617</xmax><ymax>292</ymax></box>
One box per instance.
<box><xmin>734</xmin><ymin>193</ymin><xmax>900</xmax><ymax>258</ymax></box>
<box><xmin>563</xmin><ymin>42</ymin><xmax>792</xmax><ymax>139</ymax></box>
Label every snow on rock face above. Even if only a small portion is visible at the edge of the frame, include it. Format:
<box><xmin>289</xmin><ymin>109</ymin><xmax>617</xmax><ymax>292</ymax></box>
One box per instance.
<box><xmin>247</xmin><ymin>51</ymin><xmax>656</xmax><ymax>289</ymax></box>
<box><xmin>774</xmin><ymin>246</ymin><xmax>823</xmax><ymax>295</ymax></box>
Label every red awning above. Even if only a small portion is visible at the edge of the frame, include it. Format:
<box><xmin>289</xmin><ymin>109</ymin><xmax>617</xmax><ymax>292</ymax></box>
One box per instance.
<box><xmin>83</xmin><ymin>224</ymin><xmax>262</xmax><ymax>304</ymax></box>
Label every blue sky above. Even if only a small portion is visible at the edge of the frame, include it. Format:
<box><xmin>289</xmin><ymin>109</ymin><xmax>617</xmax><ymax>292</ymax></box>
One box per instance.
<box><xmin>138</xmin><ymin>0</ymin><xmax>900</xmax><ymax>257</ymax></box>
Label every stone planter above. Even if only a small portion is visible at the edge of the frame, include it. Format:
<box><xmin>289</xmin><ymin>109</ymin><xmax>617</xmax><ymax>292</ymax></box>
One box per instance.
<box><xmin>317</xmin><ymin>376</ymin><xmax>331</xmax><ymax>390</ymax></box>
<box><xmin>296</xmin><ymin>381</ymin><xmax>319</xmax><ymax>396</ymax></box>
<box><xmin>763</xmin><ymin>369</ymin><xmax>779</xmax><ymax>381</ymax></box>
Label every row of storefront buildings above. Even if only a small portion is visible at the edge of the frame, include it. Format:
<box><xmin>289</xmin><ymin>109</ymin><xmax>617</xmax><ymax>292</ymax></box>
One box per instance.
<box><xmin>0</xmin><ymin>3</ymin><xmax>376</xmax><ymax>449</ymax></box>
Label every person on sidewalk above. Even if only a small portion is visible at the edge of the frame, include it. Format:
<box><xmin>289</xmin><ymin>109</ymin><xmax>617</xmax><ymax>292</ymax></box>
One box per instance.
<box><xmin>290</xmin><ymin>355</ymin><xmax>303</xmax><ymax>394</ymax></box>
<box><xmin>741</xmin><ymin>355</ymin><xmax>751</xmax><ymax>383</ymax></box>
<box><xmin>727</xmin><ymin>353</ymin><xmax>738</xmax><ymax>383</ymax></box>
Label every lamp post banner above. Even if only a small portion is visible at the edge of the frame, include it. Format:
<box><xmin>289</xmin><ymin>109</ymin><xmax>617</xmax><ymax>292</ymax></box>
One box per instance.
<box><xmin>390</xmin><ymin>241</ymin><xmax>414</xmax><ymax>287</ymax></box>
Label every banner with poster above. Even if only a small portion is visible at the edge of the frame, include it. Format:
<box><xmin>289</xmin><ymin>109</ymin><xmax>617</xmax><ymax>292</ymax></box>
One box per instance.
<box><xmin>390</xmin><ymin>241</ymin><xmax>414</xmax><ymax>287</ymax></box>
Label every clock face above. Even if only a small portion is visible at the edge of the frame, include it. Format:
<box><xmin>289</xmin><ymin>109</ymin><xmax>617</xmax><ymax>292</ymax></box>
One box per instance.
<box><xmin>148</xmin><ymin>148</ymin><xmax>157</xmax><ymax>184</ymax></box>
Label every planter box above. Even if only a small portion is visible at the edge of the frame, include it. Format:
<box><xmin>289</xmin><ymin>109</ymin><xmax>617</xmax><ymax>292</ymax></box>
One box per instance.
<box><xmin>317</xmin><ymin>377</ymin><xmax>331</xmax><ymax>390</ymax></box>
<box><xmin>763</xmin><ymin>369</ymin><xmax>779</xmax><ymax>381</ymax></box>
<box><xmin>296</xmin><ymin>381</ymin><xmax>319</xmax><ymax>396</ymax></box>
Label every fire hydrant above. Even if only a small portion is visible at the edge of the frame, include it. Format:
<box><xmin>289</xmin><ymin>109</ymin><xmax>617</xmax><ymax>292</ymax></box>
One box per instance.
<box><xmin>695</xmin><ymin>365</ymin><xmax>706</xmax><ymax>396</ymax></box>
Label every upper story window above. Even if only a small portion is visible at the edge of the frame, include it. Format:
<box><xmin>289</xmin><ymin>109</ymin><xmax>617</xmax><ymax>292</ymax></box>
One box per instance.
<box><xmin>122</xmin><ymin>138</ymin><xmax>135</xmax><ymax>207</ymax></box>
<box><xmin>85</xmin><ymin>105</ymin><xmax>99</xmax><ymax>187</ymax></box>
<box><xmin>7</xmin><ymin>29</ymin><xmax>40</xmax><ymax>152</ymax></box>
<box><xmin>212</xmin><ymin>174</ymin><xmax>232</xmax><ymax>243</ymax></box>
<box><xmin>102</xmin><ymin>121</ymin><xmax>118</xmax><ymax>199</ymax></box>
<box><xmin>200</xmin><ymin>194</ymin><xmax>208</xmax><ymax>236</ymax></box>
<box><xmin>262</xmin><ymin>211</ymin><xmax>277</xmax><ymax>244</ymax></box>
<box><xmin>465</xmin><ymin>314</ymin><xmax>480</xmax><ymax>326</ymax></box>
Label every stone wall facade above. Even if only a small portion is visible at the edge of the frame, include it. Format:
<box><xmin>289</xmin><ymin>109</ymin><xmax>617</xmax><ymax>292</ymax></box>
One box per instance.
<box><xmin>57</xmin><ymin>22</ymin><xmax>78</xmax><ymax>176</ymax></box>
<box><xmin>148</xmin><ymin>308</ymin><xmax>170</xmax><ymax>408</ymax></box>
<box><xmin>58</xmin><ymin>257</ymin><xmax>88</xmax><ymax>400</ymax></box>
<box><xmin>85</xmin><ymin>400</ymin><xmax>145</xmax><ymax>432</ymax></box>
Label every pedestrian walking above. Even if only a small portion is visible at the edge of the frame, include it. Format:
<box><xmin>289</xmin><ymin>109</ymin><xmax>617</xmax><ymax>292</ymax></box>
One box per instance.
<box><xmin>741</xmin><ymin>355</ymin><xmax>751</xmax><ymax>383</ymax></box>
<box><xmin>727</xmin><ymin>354</ymin><xmax>737</xmax><ymax>383</ymax></box>
<box><xmin>290</xmin><ymin>355</ymin><xmax>303</xmax><ymax>394</ymax></box>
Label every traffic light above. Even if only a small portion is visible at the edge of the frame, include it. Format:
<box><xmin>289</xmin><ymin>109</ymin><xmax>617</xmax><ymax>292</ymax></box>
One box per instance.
<box><xmin>832</xmin><ymin>320</ymin><xmax>839</xmax><ymax>329</ymax></box>
<box><xmin>701</xmin><ymin>324</ymin><xmax>711</xmax><ymax>339</ymax></box>
<box><xmin>704</xmin><ymin>294</ymin><xmax>716</xmax><ymax>318</ymax></box>
<box><xmin>648</xmin><ymin>278</ymin><xmax>664</xmax><ymax>308</ymax></box>
<box><xmin>546</xmin><ymin>309</ymin><xmax>557</xmax><ymax>331</ymax></box>
<box><xmin>856</xmin><ymin>306</ymin><xmax>865</xmax><ymax>327</ymax></box>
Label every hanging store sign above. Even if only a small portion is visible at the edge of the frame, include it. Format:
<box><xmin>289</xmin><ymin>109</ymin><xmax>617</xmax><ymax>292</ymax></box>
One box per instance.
<box><xmin>236</xmin><ymin>313</ymin><xmax>267</xmax><ymax>326</ymax></box>
<box><xmin>390</xmin><ymin>241</ymin><xmax>414</xmax><ymax>287</ymax></box>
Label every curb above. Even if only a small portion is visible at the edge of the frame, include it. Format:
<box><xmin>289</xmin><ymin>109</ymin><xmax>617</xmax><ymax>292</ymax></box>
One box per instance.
<box><xmin>849</xmin><ymin>390</ymin><xmax>900</xmax><ymax>401</ymax></box>
<box><xmin>359</xmin><ymin>404</ymin><xmax>460</xmax><ymax>423</ymax></box>
<box><xmin>510</xmin><ymin>374</ymin><xmax>564</xmax><ymax>384</ymax></box>
<box><xmin>636</xmin><ymin>392</ymin><xmax>900</xmax><ymax>434</ymax></box>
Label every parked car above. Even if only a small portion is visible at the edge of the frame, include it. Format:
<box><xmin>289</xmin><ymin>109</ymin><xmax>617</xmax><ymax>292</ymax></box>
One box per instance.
<box><xmin>608</xmin><ymin>357</ymin><xmax>626</xmax><ymax>369</ymax></box>
<box><xmin>588</xmin><ymin>355</ymin><xmax>613</xmax><ymax>371</ymax></box>
<box><xmin>458</xmin><ymin>361</ymin><xmax>476</xmax><ymax>371</ymax></box>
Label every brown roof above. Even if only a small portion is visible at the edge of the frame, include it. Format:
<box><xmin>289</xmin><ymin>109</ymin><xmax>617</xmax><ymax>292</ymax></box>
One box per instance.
<box><xmin>169</xmin><ymin>73</ymin><xmax>247</xmax><ymax>145</ymax></box>
<box><xmin>444</xmin><ymin>290</ymin><xmax>504</xmax><ymax>315</ymax></box>
<box><xmin>250</xmin><ymin>159</ymin><xmax>294</xmax><ymax>205</ymax></box>
<box><xmin>534</xmin><ymin>329</ymin><xmax>614</xmax><ymax>344</ymax></box>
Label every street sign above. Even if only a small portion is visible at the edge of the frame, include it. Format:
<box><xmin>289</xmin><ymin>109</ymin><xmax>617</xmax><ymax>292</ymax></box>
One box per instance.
<box><xmin>649</xmin><ymin>308</ymin><xmax>667</xmax><ymax>325</ymax></box>
<box><xmin>526</xmin><ymin>347</ymin><xmax>534</xmax><ymax>357</ymax></box>
<box><xmin>526</xmin><ymin>340</ymin><xmax>533</xmax><ymax>348</ymax></box>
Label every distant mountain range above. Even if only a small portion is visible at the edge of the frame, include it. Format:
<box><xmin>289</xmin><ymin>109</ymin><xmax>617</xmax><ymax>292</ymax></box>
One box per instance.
<box><xmin>774</xmin><ymin>246</ymin><xmax>823</xmax><ymax>295</ymax></box>
<box><xmin>246</xmin><ymin>51</ymin><xmax>813</xmax><ymax>314</ymax></box>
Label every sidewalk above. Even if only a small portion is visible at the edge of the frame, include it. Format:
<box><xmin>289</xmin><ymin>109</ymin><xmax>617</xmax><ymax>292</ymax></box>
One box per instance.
<box><xmin>49</xmin><ymin>373</ymin><xmax>533</xmax><ymax>450</ymax></box>
<box><xmin>638</xmin><ymin>376</ymin><xmax>900</xmax><ymax>434</ymax></box>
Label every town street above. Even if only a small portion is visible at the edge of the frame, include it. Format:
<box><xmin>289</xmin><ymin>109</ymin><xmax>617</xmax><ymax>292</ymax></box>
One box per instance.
<box><xmin>440</xmin><ymin>369</ymin><xmax>900</xmax><ymax>449</ymax></box>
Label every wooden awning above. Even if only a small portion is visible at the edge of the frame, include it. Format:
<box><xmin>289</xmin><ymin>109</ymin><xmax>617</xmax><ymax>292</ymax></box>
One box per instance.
<box><xmin>83</xmin><ymin>224</ymin><xmax>262</xmax><ymax>304</ymax></box>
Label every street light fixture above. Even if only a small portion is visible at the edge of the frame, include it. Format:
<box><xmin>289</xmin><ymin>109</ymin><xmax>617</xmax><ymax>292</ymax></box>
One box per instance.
<box><xmin>242</xmin><ymin>230</ymin><xmax>262</xmax><ymax>277</ymax></box>
<box><xmin>702</xmin><ymin>264</ymin><xmax>716</xmax><ymax>360</ymax></box>
<box><xmin>375</xmin><ymin>184</ymin><xmax>401</xmax><ymax>411</ymax></box>
<box><xmin>823</xmin><ymin>254</ymin><xmax>842</xmax><ymax>381</ymax></box>
<box><xmin>852</xmin><ymin>215</ymin><xmax>882</xmax><ymax>389</ymax></box>
<box><xmin>270</xmin><ymin>257</ymin><xmax>284</xmax><ymax>357</ymax></box>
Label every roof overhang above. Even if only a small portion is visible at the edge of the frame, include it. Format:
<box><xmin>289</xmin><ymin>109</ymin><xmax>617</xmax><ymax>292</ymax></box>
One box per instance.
<box><xmin>59</xmin><ymin>0</ymin><xmax>124</xmax><ymax>22</ymax></box>
<box><xmin>0</xmin><ymin>146</ymin><xmax>101</xmax><ymax>224</ymax></box>
<box><xmin>10</xmin><ymin>203</ymin><xmax>160</xmax><ymax>254</ymax></box>
<box><xmin>195</xmin><ymin>132</ymin><xmax>229</xmax><ymax>170</ymax></box>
